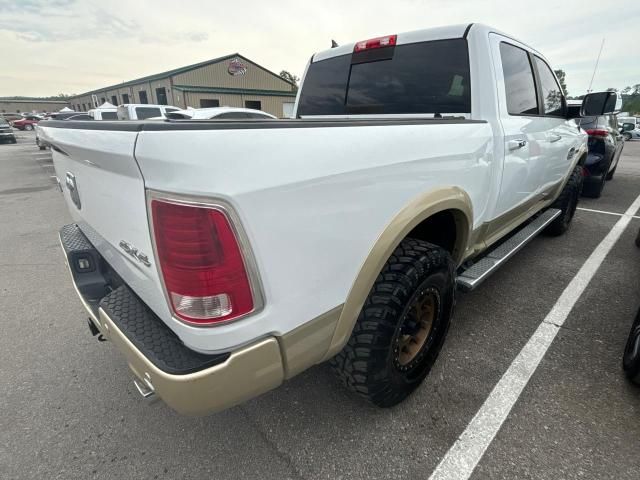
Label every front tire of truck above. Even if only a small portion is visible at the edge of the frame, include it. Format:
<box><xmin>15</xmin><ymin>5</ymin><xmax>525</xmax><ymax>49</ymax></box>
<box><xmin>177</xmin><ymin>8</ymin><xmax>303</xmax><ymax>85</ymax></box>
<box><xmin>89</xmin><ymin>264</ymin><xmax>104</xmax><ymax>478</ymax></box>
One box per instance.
<box><xmin>544</xmin><ymin>165</ymin><xmax>582</xmax><ymax>236</ymax></box>
<box><xmin>330</xmin><ymin>238</ymin><xmax>455</xmax><ymax>407</ymax></box>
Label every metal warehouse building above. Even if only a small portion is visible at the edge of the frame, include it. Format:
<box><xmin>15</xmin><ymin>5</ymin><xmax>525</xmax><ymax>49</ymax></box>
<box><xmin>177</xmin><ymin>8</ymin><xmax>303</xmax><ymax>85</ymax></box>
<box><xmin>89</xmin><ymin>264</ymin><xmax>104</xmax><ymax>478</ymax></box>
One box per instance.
<box><xmin>69</xmin><ymin>54</ymin><xmax>297</xmax><ymax>118</ymax></box>
<box><xmin>0</xmin><ymin>99</ymin><xmax>70</xmax><ymax>114</ymax></box>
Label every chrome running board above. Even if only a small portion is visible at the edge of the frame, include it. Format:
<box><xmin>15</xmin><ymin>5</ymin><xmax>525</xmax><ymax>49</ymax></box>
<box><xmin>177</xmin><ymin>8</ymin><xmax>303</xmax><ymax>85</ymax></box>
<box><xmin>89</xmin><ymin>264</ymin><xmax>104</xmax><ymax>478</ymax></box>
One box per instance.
<box><xmin>457</xmin><ymin>208</ymin><xmax>561</xmax><ymax>291</ymax></box>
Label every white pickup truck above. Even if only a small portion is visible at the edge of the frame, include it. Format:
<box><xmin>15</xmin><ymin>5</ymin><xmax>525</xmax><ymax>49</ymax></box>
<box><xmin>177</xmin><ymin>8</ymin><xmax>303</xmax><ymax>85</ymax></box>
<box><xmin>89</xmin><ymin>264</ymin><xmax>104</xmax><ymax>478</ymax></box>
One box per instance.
<box><xmin>41</xmin><ymin>24</ymin><xmax>617</xmax><ymax>415</ymax></box>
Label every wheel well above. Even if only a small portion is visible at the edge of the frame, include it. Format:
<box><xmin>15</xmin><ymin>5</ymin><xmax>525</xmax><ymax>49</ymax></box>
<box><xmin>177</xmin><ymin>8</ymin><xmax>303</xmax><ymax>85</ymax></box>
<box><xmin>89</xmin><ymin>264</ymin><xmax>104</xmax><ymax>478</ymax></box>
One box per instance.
<box><xmin>406</xmin><ymin>209</ymin><xmax>463</xmax><ymax>258</ymax></box>
<box><xmin>577</xmin><ymin>152</ymin><xmax>588</xmax><ymax>166</ymax></box>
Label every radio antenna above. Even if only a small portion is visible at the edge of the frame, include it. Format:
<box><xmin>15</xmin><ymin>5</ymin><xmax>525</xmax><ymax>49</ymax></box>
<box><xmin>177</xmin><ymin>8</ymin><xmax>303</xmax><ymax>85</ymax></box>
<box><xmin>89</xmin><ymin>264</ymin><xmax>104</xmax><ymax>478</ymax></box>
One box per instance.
<box><xmin>587</xmin><ymin>38</ymin><xmax>605</xmax><ymax>93</ymax></box>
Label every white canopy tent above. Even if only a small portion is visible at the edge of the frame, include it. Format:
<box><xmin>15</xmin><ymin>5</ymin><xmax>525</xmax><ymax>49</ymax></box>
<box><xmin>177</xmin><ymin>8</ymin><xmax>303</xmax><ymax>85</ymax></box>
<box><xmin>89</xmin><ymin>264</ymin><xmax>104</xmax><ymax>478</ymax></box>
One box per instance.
<box><xmin>59</xmin><ymin>106</ymin><xmax>74</xmax><ymax>112</ymax></box>
<box><xmin>96</xmin><ymin>101</ymin><xmax>116</xmax><ymax>109</ymax></box>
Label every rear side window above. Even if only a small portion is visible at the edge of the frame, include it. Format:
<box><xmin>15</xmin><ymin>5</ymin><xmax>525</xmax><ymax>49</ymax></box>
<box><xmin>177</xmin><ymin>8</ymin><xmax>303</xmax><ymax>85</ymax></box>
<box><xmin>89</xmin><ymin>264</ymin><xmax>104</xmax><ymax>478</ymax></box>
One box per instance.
<box><xmin>298</xmin><ymin>39</ymin><xmax>471</xmax><ymax>116</ymax></box>
<box><xmin>101</xmin><ymin>111</ymin><xmax>117</xmax><ymax>120</ymax></box>
<box><xmin>500</xmin><ymin>43</ymin><xmax>538</xmax><ymax>115</ymax></box>
<box><xmin>533</xmin><ymin>56</ymin><xmax>564</xmax><ymax>116</ymax></box>
<box><xmin>135</xmin><ymin>107</ymin><xmax>161</xmax><ymax>119</ymax></box>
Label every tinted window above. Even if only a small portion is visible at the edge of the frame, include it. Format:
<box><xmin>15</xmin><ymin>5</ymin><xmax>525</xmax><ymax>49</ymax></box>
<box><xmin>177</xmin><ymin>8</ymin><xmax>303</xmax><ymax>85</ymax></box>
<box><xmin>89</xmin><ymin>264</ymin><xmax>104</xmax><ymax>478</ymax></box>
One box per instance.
<box><xmin>500</xmin><ymin>43</ymin><xmax>538</xmax><ymax>115</ymax></box>
<box><xmin>200</xmin><ymin>99</ymin><xmax>220</xmax><ymax>108</ymax></box>
<box><xmin>135</xmin><ymin>107</ymin><xmax>161</xmax><ymax>119</ymax></box>
<box><xmin>245</xmin><ymin>100</ymin><xmax>262</xmax><ymax>110</ymax></box>
<box><xmin>247</xmin><ymin>113</ymin><xmax>273</xmax><ymax>119</ymax></box>
<box><xmin>297</xmin><ymin>54</ymin><xmax>351</xmax><ymax>115</ymax></box>
<box><xmin>165</xmin><ymin>112</ymin><xmax>191</xmax><ymax>120</ymax></box>
<box><xmin>533</xmin><ymin>56</ymin><xmax>564</xmax><ymax>116</ymax></box>
<box><xmin>214</xmin><ymin>112</ymin><xmax>250</xmax><ymax>119</ymax></box>
<box><xmin>298</xmin><ymin>39</ymin><xmax>471</xmax><ymax>116</ymax></box>
<box><xmin>101</xmin><ymin>111</ymin><xmax>117</xmax><ymax>120</ymax></box>
<box><xmin>165</xmin><ymin>107</ymin><xmax>180</xmax><ymax>113</ymax></box>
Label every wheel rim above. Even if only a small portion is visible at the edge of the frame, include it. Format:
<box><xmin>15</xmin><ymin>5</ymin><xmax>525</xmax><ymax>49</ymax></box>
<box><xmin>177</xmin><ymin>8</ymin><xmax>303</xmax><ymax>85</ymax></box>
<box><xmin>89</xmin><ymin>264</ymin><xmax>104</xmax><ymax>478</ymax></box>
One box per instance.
<box><xmin>624</xmin><ymin>326</ymin><xmax>640</xmax><ymax>368</ymax></box>
<box><xmin>394</xmin><ymin>288</ymin><xmax>440</xmax><ymax>371</ymax></box>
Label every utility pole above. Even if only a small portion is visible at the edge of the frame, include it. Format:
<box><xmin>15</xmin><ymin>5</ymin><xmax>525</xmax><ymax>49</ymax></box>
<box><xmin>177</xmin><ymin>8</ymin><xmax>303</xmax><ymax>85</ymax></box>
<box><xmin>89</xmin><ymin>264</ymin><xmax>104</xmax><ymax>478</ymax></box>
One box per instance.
<box><xmin>587</xmin><ymin>38</ymin><xmax>605</xmax><ymax>93</ymax></box>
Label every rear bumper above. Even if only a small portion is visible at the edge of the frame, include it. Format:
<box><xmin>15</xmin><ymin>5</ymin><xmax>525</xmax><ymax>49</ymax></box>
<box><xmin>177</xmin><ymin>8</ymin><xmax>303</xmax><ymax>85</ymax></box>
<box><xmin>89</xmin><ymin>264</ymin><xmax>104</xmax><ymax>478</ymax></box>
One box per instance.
<box><xmin>59</xmin><ymin>223</ymin><xmax>284</xmax><ymax>415</ymax></box>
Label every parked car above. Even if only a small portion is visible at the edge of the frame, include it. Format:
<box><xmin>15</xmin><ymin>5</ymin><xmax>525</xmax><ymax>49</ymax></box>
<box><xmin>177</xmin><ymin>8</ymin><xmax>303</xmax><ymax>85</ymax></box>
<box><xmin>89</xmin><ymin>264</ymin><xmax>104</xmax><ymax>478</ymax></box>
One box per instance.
<box><xmin>117</xmin><ymin>104</ymin><xmax>181</xmax><ymax>120</ymax></box>
<box><xmin>0</xmin><ymin>116</ymin><xmax>17</xmax><ymax>144</ymax></box>
<box><xmin>623</xmin><ymin>231</ymin><xmax>640</xmax><ymax>385</ymax></box>
<box><xmin>574</xmin><ymin>109</ymin><xmax>624</xmax><ymax>198</ymax></box>
<box><xmin>618</xmin><ymin>116</ymin><xmax>640</xmax><ymax>129</ymax></box>
<box><xmin>12</xmin><ymin>115</ymin><xmax>41</xmax><ymax>130</ymax></box>
<box><xmin>161</xmin><ymin>107</ymin><xmax>277</xmax><ymax>120</ymax></box>
<box><xmin>621</xmin><ymin>122</ymin><xmax>640</xmax><ymax>141</ymax></box>
<box><xmin>45</xmin><ymin>111</ymin><xmax>79</xmax><ymax>121</ymax></box>
<box><xmin>65</xmin><ymin>114</ymin><xmax>94</xmax><ymax>121</ymax></box>
<box><xmin>1</xmin><ymin>113</ymin><xmax>23</xmax><ymax>123</ymax></box>
<box><xmin>42</xmin><ymin>24</ymin><xmax>613</xmax><ymax>416</ymax></box>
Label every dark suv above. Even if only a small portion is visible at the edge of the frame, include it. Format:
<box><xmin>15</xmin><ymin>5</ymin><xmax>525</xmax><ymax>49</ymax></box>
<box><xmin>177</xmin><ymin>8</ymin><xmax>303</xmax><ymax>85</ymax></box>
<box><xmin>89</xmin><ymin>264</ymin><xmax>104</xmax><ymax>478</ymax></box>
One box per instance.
<box><xmin>0</xmin><ymin>116</ymin><xmax>17</xmax><ymax>144</ymax></box>
<box><xmin>577</xmin><ymin>113</ymin><xmax>624</xmax><ymax>198</ymax></box>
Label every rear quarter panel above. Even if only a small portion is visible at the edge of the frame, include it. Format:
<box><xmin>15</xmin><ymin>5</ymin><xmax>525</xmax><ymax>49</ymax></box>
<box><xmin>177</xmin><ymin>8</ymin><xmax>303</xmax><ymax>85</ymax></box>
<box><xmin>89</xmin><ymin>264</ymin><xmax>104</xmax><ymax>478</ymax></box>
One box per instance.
<box><xmin>134</xmin><ymin>122</ymin><xmax>495</xmax><ymax>352</ymax></box>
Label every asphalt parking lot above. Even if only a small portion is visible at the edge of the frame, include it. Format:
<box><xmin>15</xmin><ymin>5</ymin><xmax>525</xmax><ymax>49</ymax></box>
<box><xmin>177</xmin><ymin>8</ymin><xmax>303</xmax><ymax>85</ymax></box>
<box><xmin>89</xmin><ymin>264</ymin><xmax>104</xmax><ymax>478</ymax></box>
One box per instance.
<box><xmin>1</xmin><ymin>129</ymin><xmax>640</xmax><ymax>480</ymax></box>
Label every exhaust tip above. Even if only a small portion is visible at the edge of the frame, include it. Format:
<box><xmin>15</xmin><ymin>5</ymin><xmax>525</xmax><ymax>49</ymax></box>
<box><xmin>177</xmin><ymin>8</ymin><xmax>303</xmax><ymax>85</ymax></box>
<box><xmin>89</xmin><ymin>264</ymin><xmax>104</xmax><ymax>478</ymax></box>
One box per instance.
<box><xmin>133</xmin><ymin>376</ymin><xmax>156</xmax><ymax>401</ymax></box>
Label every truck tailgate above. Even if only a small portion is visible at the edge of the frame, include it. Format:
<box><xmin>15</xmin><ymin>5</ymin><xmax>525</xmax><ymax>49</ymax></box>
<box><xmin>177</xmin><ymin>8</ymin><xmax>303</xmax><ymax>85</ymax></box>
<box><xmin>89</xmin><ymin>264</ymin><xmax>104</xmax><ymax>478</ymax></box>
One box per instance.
<box><xmin>41</xmin><ymin>125</ymin><xmax>173</xmax><ymax>326</ymax></box>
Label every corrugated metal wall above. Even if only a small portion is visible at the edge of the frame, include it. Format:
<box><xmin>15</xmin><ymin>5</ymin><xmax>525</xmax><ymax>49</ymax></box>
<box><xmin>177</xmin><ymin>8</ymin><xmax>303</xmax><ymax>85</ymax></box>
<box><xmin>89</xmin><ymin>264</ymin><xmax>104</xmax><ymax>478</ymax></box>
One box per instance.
<box><xmin>172</xmin><ymin>57</ymin><xmax>292</xmax><ymax>92</ymax></box>
<box><xmin>68</xmin><ymin>55</ymin><xmax>296</xmax><ymax>114</ymax></box>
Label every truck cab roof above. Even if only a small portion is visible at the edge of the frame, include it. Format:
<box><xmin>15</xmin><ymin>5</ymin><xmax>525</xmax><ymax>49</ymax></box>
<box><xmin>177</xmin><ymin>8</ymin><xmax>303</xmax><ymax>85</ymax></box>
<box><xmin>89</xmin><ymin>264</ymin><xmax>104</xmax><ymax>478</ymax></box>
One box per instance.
<box><xmin>312</xmin><ymin>23</ymin><xmax>542</xmax><ymax>63</ymax></box>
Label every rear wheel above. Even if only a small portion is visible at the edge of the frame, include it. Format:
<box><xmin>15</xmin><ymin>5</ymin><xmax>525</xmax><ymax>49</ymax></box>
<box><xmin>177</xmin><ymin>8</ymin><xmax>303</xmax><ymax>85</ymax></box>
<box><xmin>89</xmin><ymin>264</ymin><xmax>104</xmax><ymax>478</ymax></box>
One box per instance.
<box><xmin>24</xmin><ymin>124</ymin><xmax>33</xmax><ymax>131</ymax></box>
<box><xmin>623</xmin><ymin>308</ymin><xmax>640</xmax><ymax>385</ymax></box>
<box><xmin>582</xmin><ymin>166</ymin><xmax>607</xmax><ymax>198</ymax></box>
<box><xmin>330</xmin><ymin>238</ymin><xmax>456</xmax><ymax>407</ymax></box>
<box><xmin>623</xmin><ymin>132</ymin><xmax>632</xmax><ymax>141</ymax></box>
<box><xmin>545</xmin><ymin>165</ymin><xmax>582</xmax><ymax>236</ymax></box>
<box><xmin>606</xmin><ymin>163</ymin><xmax>617</xmax><ymax>180</ymax></box>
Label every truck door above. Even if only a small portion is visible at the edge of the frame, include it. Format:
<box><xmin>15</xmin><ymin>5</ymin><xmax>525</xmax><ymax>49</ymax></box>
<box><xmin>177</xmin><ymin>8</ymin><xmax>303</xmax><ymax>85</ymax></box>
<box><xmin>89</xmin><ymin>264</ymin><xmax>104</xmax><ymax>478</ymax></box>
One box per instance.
<box><xmin>530</xmin><ymin>55</ymin><xmax>578</xmax><ymax>192</ymax></box>
<box><xmin>490</xmin><ymin>36</ymin><xmax>548</xmax><ymax>219</ymax></box>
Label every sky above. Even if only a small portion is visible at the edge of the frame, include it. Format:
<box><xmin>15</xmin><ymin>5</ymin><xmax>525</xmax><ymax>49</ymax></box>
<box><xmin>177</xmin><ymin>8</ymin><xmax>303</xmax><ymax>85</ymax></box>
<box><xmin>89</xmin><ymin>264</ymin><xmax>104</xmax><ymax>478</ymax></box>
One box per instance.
<box><xmin>1</xmin><ymin>0</ymin><xmax>638</xmax><ymax>98</ymax></box>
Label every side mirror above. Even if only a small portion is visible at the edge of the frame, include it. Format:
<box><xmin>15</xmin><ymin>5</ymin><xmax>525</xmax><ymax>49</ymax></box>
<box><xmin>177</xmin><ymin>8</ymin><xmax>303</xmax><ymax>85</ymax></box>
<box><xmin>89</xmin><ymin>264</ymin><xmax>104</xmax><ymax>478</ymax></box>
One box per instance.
<box><xmin>581</xmin><ymin>91</ymin><xmax>622</xmax><ymax>116</ymax></box>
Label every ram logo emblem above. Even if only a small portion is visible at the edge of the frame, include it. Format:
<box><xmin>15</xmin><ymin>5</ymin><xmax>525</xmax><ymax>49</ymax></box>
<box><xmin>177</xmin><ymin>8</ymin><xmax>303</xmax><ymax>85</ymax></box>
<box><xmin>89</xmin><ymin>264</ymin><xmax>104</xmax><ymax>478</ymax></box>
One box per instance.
<box><xmin>119</xmin><ymin>240</ymin><xmax>151</xmax><ymax>267</ymax></box>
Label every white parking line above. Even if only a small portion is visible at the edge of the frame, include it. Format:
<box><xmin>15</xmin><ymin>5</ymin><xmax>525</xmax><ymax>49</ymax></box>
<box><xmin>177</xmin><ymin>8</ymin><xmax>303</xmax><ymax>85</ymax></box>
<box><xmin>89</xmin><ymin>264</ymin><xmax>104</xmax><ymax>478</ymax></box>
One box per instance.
<box><xmin>429</xmin><ymin>192</ymin><xmax>640</xmax><ymax>480</ymax></box>
<box><xmin>577</xmin><ymin>206</ymin><xmax>640</xmax><ymax>220</ymax></box>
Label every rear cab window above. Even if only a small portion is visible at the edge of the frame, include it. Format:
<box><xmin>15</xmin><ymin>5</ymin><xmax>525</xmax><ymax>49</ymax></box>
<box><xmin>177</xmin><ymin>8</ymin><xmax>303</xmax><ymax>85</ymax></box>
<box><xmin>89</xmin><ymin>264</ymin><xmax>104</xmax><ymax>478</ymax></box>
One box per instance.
<box><xmin>101</xmin><ymin>111</ymin><xmax>117</xmax><ymax>120</ymax></box>
<box><xmin>297</xmin><ymin>38</ymin><xmax>471</xmax><ymax>116</ymax></box>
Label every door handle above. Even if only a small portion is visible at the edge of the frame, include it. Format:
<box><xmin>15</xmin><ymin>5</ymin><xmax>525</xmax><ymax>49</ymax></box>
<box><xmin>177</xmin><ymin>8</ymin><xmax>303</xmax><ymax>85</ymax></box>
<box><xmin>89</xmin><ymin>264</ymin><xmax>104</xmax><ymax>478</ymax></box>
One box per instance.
<box><xmin>508</xmin><ymin>139</ymin><xmax>527</xmax><ymax>150</ymax></box>
<box><xmin>548</xmin><ymin>134</ymin><xmax>562</xmax><ymax>143</ymax></box>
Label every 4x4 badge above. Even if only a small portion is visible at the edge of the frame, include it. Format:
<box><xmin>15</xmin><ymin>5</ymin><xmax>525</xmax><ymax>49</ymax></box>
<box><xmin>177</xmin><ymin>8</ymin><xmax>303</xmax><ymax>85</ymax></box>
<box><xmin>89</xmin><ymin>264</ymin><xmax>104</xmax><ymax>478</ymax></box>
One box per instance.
<box><xmin>119</xmin><ymin>240</ymin><xmax>151</xmax><ymax>267</ymax></box>
<box><xmin>65</xmin><ymin>172</ymin><xmax>81</xmax><ymax>210</ymax></box>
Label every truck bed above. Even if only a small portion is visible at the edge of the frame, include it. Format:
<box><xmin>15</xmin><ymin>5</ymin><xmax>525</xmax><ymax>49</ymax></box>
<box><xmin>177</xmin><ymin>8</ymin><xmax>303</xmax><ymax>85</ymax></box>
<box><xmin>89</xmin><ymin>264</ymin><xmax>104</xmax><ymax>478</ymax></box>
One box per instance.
<box><xmin>40</xmin><ymin>118</ymin><xmax>493</xmax><ymax>354</ymax></box>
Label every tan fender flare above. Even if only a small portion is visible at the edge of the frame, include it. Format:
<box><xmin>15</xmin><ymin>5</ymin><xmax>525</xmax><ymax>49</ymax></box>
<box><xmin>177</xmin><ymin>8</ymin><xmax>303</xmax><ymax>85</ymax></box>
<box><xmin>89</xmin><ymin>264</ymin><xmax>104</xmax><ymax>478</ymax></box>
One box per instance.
<box><xmin>322</xmin><ymin>186</ymin><xmax>473</xmax><ymax>361</ymax></box>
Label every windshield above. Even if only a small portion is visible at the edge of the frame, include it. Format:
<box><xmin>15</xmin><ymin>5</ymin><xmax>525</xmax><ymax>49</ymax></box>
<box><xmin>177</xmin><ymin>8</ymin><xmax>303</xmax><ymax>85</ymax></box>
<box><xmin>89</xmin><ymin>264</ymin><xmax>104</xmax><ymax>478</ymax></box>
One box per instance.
<box><xmin>298</xmin><ymin>38</ymin><xmax>471</xmax><ymax>116</ymax></box>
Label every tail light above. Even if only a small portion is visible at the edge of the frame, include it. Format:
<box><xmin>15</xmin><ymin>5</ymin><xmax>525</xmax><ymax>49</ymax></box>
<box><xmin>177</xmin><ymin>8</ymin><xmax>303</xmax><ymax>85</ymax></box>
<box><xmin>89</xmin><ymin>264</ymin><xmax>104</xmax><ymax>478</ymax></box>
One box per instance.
<box><xmin>354</xmin><ymin>34</ymin><xmax>397</xmax><ymax>52</ymax></box>
<box><xmin>151</xmin><ymin>198</ymin><xmax>257</xmax><ymax>325</ymax></box>
<box><xmin>585</xmin><ymin>128</ymin><xmax>608</xmax><ymax>138</ymax></box>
